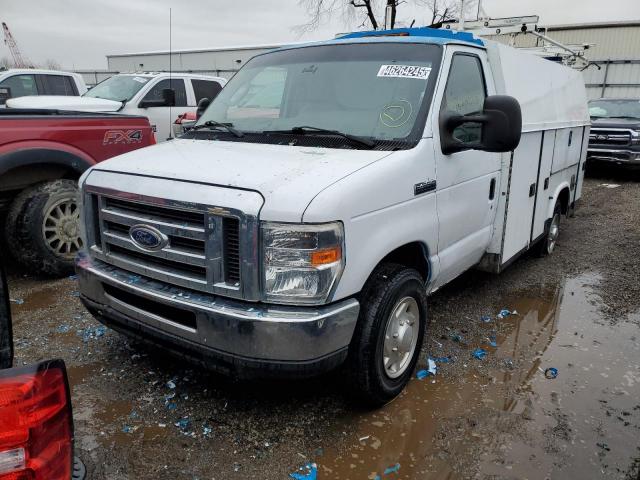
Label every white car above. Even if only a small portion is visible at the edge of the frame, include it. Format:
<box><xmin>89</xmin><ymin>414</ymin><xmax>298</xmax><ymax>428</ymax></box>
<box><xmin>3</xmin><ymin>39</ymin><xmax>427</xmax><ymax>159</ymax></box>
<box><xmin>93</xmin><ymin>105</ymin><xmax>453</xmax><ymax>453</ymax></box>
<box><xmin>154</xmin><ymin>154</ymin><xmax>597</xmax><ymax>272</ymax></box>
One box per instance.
<box><xmin>0</xmin><ymin>69</ymin><xmax>87</xmax><ymax>106</ymax></box>
<box><xmin>7</xmin><ymin>72</ymin><xmax>226</xmax><ymax>142</ymax></box>
<box><xmin>76</xmin><ymin>28</ymin><xmax>589</xmax><ymax>406</ymax></box>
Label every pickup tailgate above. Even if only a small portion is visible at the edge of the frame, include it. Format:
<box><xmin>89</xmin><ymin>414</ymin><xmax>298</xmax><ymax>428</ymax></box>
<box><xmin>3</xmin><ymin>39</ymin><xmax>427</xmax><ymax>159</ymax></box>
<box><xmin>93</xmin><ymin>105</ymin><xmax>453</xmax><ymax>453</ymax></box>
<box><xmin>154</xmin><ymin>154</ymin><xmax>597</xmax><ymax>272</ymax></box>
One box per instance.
<box><xmin>0</xmin><ymin>110</ymin><xmax>155</xmax><ymax>164</ymax></box>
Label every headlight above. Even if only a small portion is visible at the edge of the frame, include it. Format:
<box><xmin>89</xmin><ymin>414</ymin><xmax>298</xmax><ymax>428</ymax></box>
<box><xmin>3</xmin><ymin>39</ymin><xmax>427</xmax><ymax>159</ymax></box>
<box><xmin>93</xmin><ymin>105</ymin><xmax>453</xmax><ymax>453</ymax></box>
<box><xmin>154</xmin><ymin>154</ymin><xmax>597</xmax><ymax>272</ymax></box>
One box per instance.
<box><xmin>262</xmin><ymin>222</ymin><xmax>344</xmax><ymax>305</ymax></box>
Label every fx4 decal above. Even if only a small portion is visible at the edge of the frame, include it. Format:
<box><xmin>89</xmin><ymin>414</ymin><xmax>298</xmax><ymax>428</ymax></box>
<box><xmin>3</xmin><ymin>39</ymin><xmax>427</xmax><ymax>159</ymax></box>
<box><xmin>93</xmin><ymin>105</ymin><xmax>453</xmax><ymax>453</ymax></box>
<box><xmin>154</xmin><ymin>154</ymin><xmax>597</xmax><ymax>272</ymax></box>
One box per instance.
<box><xmin>103</xmin><ymin>129</ymin><xmax>143</xmax><ymax>145</ymax></box>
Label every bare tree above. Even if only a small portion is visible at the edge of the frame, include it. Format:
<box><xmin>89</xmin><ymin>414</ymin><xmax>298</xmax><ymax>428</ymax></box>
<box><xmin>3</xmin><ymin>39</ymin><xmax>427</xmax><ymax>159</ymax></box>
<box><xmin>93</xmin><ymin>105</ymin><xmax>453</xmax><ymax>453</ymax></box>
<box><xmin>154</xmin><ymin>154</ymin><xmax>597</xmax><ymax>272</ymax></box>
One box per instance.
<box><xmin>44</xmin><ymin>59</ymin><xmax>62</xmax><ymax>70</ymax></box>
<box><xmin>297</xmin><ymin>0</ymin><xmax>476</xmax><ymax>33</ymax></box>
<box><xmin>418</xmin><ymin>0</ymin><xmax>466</xmax><ymax>27</ymax></box>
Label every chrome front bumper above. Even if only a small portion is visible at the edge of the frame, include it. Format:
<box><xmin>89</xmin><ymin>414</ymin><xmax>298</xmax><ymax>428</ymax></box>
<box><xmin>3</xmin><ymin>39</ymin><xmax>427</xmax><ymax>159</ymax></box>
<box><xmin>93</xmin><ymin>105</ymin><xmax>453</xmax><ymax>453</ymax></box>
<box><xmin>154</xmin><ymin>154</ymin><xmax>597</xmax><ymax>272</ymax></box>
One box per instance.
<box><xmin>76</xmin><ymin>256</ymin><xmax>360</xmax><ymax>377</ymax></box>
<box><xmin>587</xmin><ymin>148</ymin><xmax>640</xmax><ymax>165</ymax></box>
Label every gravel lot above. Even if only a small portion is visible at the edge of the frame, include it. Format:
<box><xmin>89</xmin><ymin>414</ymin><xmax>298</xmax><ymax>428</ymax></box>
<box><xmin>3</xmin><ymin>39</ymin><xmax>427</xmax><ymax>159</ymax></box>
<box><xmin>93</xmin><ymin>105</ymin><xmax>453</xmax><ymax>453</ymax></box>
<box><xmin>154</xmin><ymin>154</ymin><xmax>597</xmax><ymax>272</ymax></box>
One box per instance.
<box><xmin>6</xmin><ymin>173</ymin><xmax>640</xmax><ymax>479</ymax></box>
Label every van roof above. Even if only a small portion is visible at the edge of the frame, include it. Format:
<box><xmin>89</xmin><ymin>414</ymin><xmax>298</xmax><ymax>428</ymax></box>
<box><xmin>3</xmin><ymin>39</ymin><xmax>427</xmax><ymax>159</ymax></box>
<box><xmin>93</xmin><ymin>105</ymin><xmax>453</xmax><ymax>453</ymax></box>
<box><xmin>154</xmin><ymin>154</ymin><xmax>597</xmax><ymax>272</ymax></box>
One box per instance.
<box><xmin>276</xmin><ymin>27</ymin><xmax>484</xmax><ymax>53</ymax></box>
<box><xmin>337</xmin><ymin>27</ymin><xmax>484</xmax><ymax>46</ymax></box>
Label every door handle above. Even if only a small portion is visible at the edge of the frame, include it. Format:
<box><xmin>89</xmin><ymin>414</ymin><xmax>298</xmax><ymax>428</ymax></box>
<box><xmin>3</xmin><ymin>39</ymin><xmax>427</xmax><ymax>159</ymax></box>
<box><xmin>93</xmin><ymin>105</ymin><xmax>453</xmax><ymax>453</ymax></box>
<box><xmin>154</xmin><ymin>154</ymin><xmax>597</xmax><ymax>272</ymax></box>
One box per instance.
<box><xmin>529</xmin><ymin>182</ymin><xmax>537</xmax><ymax>197</ymax></box>
<box><xmin>489</xmin><ymin>178</ymin><xmax>496</xmax><ymax>200</ymax></box>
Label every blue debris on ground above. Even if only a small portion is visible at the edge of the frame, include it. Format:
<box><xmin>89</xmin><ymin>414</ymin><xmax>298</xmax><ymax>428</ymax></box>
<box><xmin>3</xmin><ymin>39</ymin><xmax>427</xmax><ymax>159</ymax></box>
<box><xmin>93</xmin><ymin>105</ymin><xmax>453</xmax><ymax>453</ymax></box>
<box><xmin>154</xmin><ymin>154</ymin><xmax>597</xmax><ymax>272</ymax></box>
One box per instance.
<box><xmin>121</xmin><ymin>425</ymin><xmax>135</xmax><ymax>433</ymax></box>
<box><xmin>431</xmin><ymin>356</ymin><xmax>452</xmax><ymax>364</ymax></box>
<box><xmin>70</xmin><ymin>291</ymin><xmax>81</xmax><ymax>297</ymax></box>
<box><xmin>9</xmin><ymin>298</ymin><xmax>24</xmax><ymax>305</ymax></box>
<box><xmin>383</xmin><ymin>463</ymin><xmax>401</xmax><ymax>475</ymax></box>
<box><xmin>487</xmin><ymin>334</ymin><xmax>497</xmax><ymax>348</ymax></box>
<box><xmin>56</xmin><ymin>324</ymin><xmax>71</xmax><ymax>333</ymax></box>
<box><xmin>481</xmin><ymin>315</ymin><xmax>492</xmax><ymax>323</ymax></box>
<box><xmin>77</xmin><ymin>325</ymin><xmax>107</xmax><ymax>342</ymax></box>
<box><xmin>544</xmin><ymin>367</ymin><xmax>559</xmax><ymax>379</ymax></box>
<box><xmin>416</xmin><ymin>369</ymin><xmax>429</xmax><ymax>380</ymax></box>
<box><xmin>472</xmin><ymin>348</ymin><xmax>488</xmax><ymax>360</ymax></box>
<box><xmin>289</xmin><ymin>462</ymin><xmax>317</xmax><ymax>480</ymax></box>
<box><xmin>174</xmin><ymin>418</ymin><xmax>191</xmax><ymax>430</ymax></box>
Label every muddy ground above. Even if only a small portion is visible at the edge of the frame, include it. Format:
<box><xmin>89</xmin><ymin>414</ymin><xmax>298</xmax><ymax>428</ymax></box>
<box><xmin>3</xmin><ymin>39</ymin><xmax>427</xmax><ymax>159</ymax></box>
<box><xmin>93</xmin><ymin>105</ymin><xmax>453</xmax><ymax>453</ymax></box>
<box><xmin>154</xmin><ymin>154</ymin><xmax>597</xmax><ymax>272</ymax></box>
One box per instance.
<box><xmin>6</xmin><ymin>172</ymin><xmax>640</xmax><ymax>480</ymax></box>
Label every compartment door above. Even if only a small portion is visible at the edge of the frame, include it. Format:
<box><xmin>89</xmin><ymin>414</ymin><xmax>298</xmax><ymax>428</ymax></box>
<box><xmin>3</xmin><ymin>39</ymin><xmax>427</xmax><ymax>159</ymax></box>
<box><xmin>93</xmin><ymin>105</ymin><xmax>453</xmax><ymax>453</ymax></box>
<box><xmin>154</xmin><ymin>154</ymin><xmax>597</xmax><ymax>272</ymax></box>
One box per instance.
<box><xmin>531</xmin><ymin>130</ymin><xmax>557</xmax><ymax>242</ymax></box>
<box><xmin>502</xmin><ymin>131</ymin><xmax>543</xmax><ymax>264</ymax></box>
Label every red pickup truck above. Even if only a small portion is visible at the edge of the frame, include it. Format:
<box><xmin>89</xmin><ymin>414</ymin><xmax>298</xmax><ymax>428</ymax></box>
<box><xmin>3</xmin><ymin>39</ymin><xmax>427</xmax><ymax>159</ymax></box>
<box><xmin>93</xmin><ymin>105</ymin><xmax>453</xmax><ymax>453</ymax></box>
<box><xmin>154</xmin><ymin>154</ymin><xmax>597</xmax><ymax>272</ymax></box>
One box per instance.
<box><xmin>0</xmin><ymin>109</ymin><xmax>155</xmax><ymax>276</ymax></box>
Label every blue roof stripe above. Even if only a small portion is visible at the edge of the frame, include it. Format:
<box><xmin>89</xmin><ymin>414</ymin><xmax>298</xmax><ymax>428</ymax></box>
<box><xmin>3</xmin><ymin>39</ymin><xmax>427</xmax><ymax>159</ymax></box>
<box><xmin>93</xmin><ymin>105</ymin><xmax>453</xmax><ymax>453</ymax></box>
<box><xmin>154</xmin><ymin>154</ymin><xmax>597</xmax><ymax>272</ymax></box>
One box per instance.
<box><xmin>339</xmin><ymin>26</ymin><xmax>484</xmax><ymax>47</ymax></box>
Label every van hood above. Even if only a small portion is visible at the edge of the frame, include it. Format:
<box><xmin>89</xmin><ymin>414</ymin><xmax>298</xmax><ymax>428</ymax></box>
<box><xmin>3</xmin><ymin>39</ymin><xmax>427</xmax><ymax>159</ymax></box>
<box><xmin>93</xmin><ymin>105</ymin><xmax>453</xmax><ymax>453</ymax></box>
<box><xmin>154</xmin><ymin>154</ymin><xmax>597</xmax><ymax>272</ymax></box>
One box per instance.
<box><xmin>93</xmin><ymin>138</ymin><xmax>392</xmax><ymax>222</ymax></box>
<box><xmin>6</xmin><ymin>95</ymin><xmax>122</xmax><ymax>112</ymax></box>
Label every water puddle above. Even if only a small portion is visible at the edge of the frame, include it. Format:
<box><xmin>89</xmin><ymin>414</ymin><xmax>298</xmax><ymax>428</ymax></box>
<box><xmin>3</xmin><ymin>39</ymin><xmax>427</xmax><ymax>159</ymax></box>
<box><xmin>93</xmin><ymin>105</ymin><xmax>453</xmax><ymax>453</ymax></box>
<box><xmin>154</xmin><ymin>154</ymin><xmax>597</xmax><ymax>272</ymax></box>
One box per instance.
<box><xmin>316</xmin><ymin>273</ymin><xmax>640</xmax><ymax>479</ymax></box>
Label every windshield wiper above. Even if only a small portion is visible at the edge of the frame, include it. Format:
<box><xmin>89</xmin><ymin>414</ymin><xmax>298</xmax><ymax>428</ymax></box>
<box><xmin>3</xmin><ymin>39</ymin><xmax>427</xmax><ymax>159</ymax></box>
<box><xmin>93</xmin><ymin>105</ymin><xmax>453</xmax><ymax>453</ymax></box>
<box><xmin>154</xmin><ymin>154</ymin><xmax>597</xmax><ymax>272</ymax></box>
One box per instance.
<box><xmin>191</xmin><ymin>120</ymin><xmax>245</xmax><ymax>138</ymax></box>
<box><xmin>264</xmin><ymin>126</ymin><xmax>376</xmax><ymax>148</ymax></box>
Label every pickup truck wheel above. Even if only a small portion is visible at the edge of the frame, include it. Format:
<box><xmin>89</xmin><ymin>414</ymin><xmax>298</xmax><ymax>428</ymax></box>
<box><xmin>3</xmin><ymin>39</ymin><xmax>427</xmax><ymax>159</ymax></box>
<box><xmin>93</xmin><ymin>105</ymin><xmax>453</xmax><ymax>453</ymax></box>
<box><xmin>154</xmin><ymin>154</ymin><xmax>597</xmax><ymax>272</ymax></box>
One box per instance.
<box><xmin>346</xmin><ymin>263</ymin><xmax>427</xmax><ymax>407</ymax></box>
<box><xmin>4</xmin><ymin>180</ymin><xmax>81</xmax><ymax>276</ymax></box>
<box><xmin>535</xmin><ymin>202</ymin><xmax>562</xmax><ymax>257</ymax></box>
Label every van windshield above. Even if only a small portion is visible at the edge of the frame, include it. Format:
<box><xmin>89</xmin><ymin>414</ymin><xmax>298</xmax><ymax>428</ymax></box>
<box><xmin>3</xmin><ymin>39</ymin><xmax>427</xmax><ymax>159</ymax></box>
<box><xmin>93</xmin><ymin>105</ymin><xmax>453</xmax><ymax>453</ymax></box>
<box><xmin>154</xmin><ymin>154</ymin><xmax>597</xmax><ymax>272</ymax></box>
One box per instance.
<box><xmin>195</xmin><ymin>43</ymin><xmax>442</xmax><ymax>149</ymax></box>
<box><xmin>84</xmin><ymin>75</ymin><xmax>152</xmax><ymax>102</ymax></box>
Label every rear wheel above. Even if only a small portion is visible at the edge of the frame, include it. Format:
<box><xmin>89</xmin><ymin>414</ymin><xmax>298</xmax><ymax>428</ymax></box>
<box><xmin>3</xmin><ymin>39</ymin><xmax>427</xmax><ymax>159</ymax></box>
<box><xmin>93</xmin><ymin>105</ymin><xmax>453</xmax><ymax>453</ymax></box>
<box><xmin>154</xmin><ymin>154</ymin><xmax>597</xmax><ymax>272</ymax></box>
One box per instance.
<box><xmin>4</xmin><ymin>180</ymin><xmax>81</xmax><ymax>276</ymax></box>
<box><xmin>536</xmin><ymin>202</ymin><xmax>562</xmax><ymax>257</ymax></box>
<box><xmin>346</xmin><ymin>263</ymin><xmax>427</xmax><ymax>407</ymax></box>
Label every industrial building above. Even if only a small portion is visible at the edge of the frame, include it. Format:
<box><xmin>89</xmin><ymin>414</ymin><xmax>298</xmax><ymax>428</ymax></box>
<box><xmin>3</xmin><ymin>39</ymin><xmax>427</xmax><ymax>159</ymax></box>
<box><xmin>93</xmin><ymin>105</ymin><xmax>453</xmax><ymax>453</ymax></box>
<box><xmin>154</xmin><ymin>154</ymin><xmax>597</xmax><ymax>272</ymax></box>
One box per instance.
<box><xmin>79</xmin><ymin>20</ymin><xmax>640</xmax><ymax>98</ymax></box>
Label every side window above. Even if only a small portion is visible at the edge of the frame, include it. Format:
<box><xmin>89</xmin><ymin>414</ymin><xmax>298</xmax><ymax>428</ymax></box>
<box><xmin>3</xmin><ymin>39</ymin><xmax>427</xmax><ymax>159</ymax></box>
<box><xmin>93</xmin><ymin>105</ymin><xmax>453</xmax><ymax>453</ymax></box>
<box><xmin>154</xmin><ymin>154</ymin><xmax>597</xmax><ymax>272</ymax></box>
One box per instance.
<box><xmin>192</xmin><ymin>79</ymin><xmax>223</xmax><ymax>104</ymax></box>
<box><xmin>142</xmin><ymin>79</ymin><xmax>188</xmax><ymax>106</ymax></box>
<box><xmin>41</xmin><ymin>75</ymin><xmax>78</xmax><ymax>95</ymax></box>
<box><xmin>441</xmin><ymin>54</ymin><xmax>487</xmax><ymax>144</ymax></box>
<box><xmin>227</xmin><ymin>67</ymin><xmax>287</xmax><ymax>120</ymax></box>
<box><xmin>0</xmin><ymin>74</ymin><xmax>38</xmax><ymax>101</ymax></box>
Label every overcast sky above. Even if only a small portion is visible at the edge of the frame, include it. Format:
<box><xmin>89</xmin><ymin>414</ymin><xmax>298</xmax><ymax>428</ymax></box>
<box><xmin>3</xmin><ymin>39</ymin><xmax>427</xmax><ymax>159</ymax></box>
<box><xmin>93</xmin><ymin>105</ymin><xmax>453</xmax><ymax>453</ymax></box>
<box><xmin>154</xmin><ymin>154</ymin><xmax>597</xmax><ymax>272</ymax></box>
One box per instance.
<box><xmin>1</xmin><ymin>0</ymin><xmax>639</xmax><ymax>69</ymax></box>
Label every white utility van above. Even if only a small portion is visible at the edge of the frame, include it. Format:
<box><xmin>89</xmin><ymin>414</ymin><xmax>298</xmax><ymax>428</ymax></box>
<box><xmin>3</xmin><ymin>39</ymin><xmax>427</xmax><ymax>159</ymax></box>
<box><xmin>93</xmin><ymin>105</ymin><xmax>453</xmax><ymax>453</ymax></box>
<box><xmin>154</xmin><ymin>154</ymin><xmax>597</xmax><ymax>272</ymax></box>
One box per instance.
<box><xmin>6</xmin><ymin>72</ymin><xmax>226</xmax><ymax>142</ymax></box>
<box><xmin>0</xmin><ymin>69</ymin><xmax>87</xmax><ymax>106</ymax></box>
<box><xmin>75</xmin><ymin>28</ymin><xmax>590</xmax><ymax>406</ymax></box>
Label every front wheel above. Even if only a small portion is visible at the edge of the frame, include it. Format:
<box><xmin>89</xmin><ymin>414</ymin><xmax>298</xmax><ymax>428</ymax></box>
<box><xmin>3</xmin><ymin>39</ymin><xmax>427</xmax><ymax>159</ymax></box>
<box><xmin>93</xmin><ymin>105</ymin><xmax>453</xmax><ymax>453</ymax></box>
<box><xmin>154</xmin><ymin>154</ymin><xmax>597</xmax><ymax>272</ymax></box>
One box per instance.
<box><xmin>4</xmin><ymin>179</ymin><xmax>81</xmax><ymax>276</ymax></box>
<box><xmin>535</xmin><ymin>202</ymin><xmax>562</xmax><ymax>257</ymax></box>
<box><xmin>346</xmin><ymin>263</ymin><xmax>427</xmax><ymax>407</ymax></box>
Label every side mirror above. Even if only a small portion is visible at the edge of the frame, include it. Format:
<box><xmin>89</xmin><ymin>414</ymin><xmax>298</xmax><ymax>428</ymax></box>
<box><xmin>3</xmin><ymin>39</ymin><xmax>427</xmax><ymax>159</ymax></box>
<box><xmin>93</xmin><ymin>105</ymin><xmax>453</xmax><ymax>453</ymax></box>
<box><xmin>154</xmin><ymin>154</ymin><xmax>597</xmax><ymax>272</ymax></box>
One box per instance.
<box><xmin>440</xmin><ymin>95</ymin><xmax>522</xmax><ymax>155</ymax></box>
<box><xmin>0</xmin><ymin>87</ymin><xmax>12</xmax><ymax>106</ymax></box>
<box><xmin>196</xmin><ymin>97</ymin><xmax>211</xmax><ymax>120</ymax></box>
<box><xmin>138</xmin><ymin>88</ymin><xmax>176</xmax><ymax>108</ymax></box>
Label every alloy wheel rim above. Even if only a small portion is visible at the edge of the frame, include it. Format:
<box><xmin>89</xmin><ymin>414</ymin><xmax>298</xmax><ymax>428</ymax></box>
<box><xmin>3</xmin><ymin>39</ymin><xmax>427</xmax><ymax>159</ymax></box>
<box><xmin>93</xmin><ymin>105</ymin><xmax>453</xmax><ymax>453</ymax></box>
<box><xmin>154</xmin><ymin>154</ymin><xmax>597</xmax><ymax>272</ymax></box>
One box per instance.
<box><xmin>42</xmin><ymin>197</ymin><xmax>82</xmax><ymax>259</ymax></box>
<box><xmin>383</xmin><ymin>296</ymin><xmax>420</xmax><ymax>379</ymax></box>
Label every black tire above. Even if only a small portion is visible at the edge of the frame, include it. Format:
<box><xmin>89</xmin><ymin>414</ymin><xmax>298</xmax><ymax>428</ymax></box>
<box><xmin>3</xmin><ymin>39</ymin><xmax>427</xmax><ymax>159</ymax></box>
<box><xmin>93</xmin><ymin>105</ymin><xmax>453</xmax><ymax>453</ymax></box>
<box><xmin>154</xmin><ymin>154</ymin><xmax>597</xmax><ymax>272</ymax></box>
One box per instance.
<box><xmin>346</xmin><ymin>263</ymin><xmax>428</xmax><ymax>407</ymax></box>
<box><xmin>4</xmin><ymin>179</ymin><xmax>81</xmax><ymax>277</ymax></box>
<box><xmin>535</xmin><ymin>201</ymin><xmax>562</xmax><ymax>257</ymax></box>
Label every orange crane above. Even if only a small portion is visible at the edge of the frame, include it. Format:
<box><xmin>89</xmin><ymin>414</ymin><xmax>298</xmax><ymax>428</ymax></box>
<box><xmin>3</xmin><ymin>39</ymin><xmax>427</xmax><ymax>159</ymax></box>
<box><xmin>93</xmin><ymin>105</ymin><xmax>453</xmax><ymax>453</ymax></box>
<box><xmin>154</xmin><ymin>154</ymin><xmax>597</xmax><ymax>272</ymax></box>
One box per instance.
<box><xmin>2</xmin><ymin>22</ymin><xmax>32</xmax><ymax>68</ymax></box>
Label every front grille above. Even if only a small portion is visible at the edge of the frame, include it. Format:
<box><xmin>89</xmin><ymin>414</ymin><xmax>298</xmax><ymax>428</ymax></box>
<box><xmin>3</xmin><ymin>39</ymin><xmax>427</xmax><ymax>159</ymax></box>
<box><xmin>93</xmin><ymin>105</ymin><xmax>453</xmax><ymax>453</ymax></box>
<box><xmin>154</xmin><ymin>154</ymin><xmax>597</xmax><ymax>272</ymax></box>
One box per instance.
<box><xmin>589</xmin><ymin>129</ymin><xmax>631</xmax><ymax>147</ymax></box>
<box><xmin>88</xmin><ymin>194</ymin><xmax>244</xmax><ymax>295</ymax></box>
<box><xmin>223</xmin><ymin>217</ymin><xmax>241</xmax><ymax>285</ymax></box>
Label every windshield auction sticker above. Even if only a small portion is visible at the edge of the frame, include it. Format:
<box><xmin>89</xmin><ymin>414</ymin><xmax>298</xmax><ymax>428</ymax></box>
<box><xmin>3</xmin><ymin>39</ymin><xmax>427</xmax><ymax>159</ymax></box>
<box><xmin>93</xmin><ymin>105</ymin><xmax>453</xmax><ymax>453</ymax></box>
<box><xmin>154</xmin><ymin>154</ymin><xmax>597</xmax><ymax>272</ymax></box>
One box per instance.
<box><xmin>377</xmin><ymin>65</ymin><xmax>431</xmax><ymax>79</ymax></box>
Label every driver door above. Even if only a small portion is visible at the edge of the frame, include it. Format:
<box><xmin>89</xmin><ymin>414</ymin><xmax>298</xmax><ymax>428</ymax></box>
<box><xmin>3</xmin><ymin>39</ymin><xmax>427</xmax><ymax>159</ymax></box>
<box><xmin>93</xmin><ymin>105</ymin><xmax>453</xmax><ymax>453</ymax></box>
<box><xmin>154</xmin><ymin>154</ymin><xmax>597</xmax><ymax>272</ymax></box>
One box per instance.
<box><xmin>136</xmin><ymin>78</ymin><xmax>189</xmax><ymax>141</ymax></box>
<box><xmin>432</xmin><ymin>48</ymin><xmax>501</xmax><ymax>287</ymax></box>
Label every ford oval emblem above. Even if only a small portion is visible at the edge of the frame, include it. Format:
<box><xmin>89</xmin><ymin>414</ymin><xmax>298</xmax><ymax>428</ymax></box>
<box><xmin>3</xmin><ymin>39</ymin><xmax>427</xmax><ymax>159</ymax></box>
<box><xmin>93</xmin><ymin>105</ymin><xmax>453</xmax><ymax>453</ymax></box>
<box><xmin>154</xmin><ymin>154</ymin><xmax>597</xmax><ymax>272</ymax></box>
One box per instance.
<box><xmin>129</xmin><ymin>224</ymin><xmax>168</xmax><ymax>251</ymax></box>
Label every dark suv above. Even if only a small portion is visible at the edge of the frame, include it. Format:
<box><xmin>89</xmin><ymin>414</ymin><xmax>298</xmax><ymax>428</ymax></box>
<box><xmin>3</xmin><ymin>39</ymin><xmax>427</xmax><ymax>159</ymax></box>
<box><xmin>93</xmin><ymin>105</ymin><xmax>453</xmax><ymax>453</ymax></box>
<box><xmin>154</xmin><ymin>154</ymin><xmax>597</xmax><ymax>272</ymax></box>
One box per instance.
<box><xmin>588</xmin><ymin>98</ymin><xmax>640</xmax><ymax>167</ymax></box>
